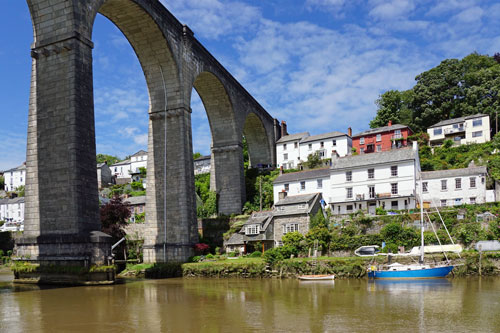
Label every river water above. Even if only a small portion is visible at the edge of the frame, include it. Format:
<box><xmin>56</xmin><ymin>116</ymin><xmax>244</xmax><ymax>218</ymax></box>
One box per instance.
<box><xmin>1</xmin><ymin>272</ymin><xmax>499</xmax><ymax>332</ymax></box>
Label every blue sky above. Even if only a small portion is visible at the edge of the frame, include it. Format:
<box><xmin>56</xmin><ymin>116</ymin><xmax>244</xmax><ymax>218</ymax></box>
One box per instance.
<box><xmin>1</xmin><ymin>0</ymin><xmax>499</xmax><ymax>170</ymax></box>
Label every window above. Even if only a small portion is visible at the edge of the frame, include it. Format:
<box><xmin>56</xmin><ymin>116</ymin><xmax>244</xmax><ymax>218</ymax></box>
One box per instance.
<box><xmin>391</xmin><ymin>183</ymin><xmax>398</xmax><ymax>195</ymax></box>
<box><xmin>376</xmin><ymin>144</ymin><xmax>381</xmax><ymax>152</ymax></box>
<box><xmin>472</xmin><ymin>131</ymin><xmax>482</xmax><ymax>138</ymax></box>
<box><xmin>441</xmin><ymin>200</ymin><xmax>447</xmax><ymax>207</ymax></box>
<box><xmin>376</xmin><ymin>134</ymin><xmax>381</xmax><ymax>142</ymax></box>
<box><xmin>368</xmin><ymin>168</ymin><xmax>374</xmax><ymax>179</ymax></box>
<box><xmin>308</xmin><ymin>143</ymin><xmax>312</xmax><ymax>150</ymax></box>
<box><xmin>453</xmin><ymin>136</ymin><xmax>462</xmax><ymax>142</ymax></box>
<box><xmin>391</xmin><ymin>166</ymin><xmax>398</xmax><ymax>177</ymax></box>
<box><xmin>317</xmin><ymin>179</ymin><xmax>323</xmax><ymax>189</ymax></box>
<box><xmin>283</xmin><ymin>223</ymin><xmax>299</xmax><ymax>234</ymax></box>
<box><xmin>422</xmin><ymin>182</ymin><xmax>428</xmax><ymax>192</ymax></box>
<box><xmin>283</xmin><ymin>153</ymin><xmax>288</xmax><ymax>161</ymax></box>
<box><xmin>319</xmin><ymin>150</ymin><xmax>325</xmax><ymax>157</ymax></box>
<box><xmin>391</xmin><ymin>201</ymin><xmax>398</xmax><ymax>209</ymax></box>
<box><xmin>284</xmin><ymin>183</ymin><xmax>289</xmax><ymax>192</ymax></box>
<box><xmin>454</xmin><ymin>198</ymin><xmax>462</xmax><ymax>206</ymax></box>
<box><xmin>470</xmin><ymin>177</ymin><xmax>476</xmax><ymax>188</ymax></box>
<box><xmin>294</xmin><ymin>142</ymin><xmax>298</xmax><ymax>149</ymax></box>
<box><xmin>433</xmin><ymin>128</ymin><xmax>442</xmax><ymax>136</ymax></box>
<box><xmin>20</xmin><ymin>177</ymin><xmax>22</xmax><ymax>182</ymax></box>
<box><xmin>283</xmin><ymin>143</ymin><xmax>287</xmax><ymax>150</ymax></box>
<box><xmin>394</xmin><ymin>130</ymin><xmax>402</xmax><ymax>139</ymax></box>
<box><xmin>245</xmin><ymin>224</ymin><xmax>260</xmax><ymax>235</ymax></box>
<box><xmin>441</xmin><ymin>180</ymin><xmax>447</xmax><ymax>190</ymax></box>
<box><xmin>470</xmin><ymin>197</ymin><xmax>476</xmax><ymax>204</ymax></box>
<box><xmin>346</xmin><ymin>187</ymin><xmax>353</xmax><ymax>199</ymax></box>
<box><xmin>320</xmin><ymin>141</ymin><xmax>324</xmax><ymax>148</ymax></box>
<box><xmin>455</xmin><ymin>178</ymin><xmax>462</xmax><ymax>189</ymax></box>
<box><xmin>369</xmin><ymin>186</ymin><xmax>375</xmax><ymax>199</ymax></box>
<box><xmin>332</xmin><ymin>140</ymin><xmax>336</xmax><ymax>146</ymax></box>
<box><xmin>300</xmin><ymin>181</ymin><xmax>306</xmax><ymax>190</ymax></box>
<box><xmin>346</xmin><ymin>171</ymin><xmax>352</xmax><ymax>181</ymax></box>
<box><xmin>360</xmin><ymin>137</ymin><xmax>365</xmax><ymax>145</ymax></box>
<box><xmin>472</xmin><ymin>118</ymin><xmax>482</xmax><ymax>127</ymax></box>
<box><xmin>346</xmin><ymin>204</ymin><xmax>353</xmax><ymax>212</ymax></box>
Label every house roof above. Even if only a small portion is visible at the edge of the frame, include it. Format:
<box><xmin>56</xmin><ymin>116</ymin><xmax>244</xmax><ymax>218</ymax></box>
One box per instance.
<box><xmin>97</xmin><ymin>163</ymin><xmax>108</xmax><ymax>168</ymax></box>
<box><xmin>300</xmin><ymin>131</ymin><xmax>348</xmax><ymax>143</ymax></box>
<box><xmin>274</xmin><ymin>168</ymin><xmax>330</xmax><ymax>184</ymax></box>
<box><xmin>275</xmin><ymin>193</ymin><xmax>319</xmax><ymax>206</ymax></box>
<box><xmin>110</xmin><ymin>159</ymin><xmax>130</xmax><ymax>167</ymax></box>
<box><xmin>194</xmin><ymin>155</ymin><xmax>211</xmax><ymax>161</ymax></box>
<box><xmin>3</xmin><ymin>164</ymin><xmax>26</xmax><ymax>173</ymax></box>
<box><xmin>353</xmin><ymin>124</ymin><xmax>409</xmax><ymax>137</ymax></box>
<box><xmin>331</xmin><ymin>147</ymin><xmax>417</xmax><ymax>170</ymax></box>
<box><xmin>421</xmin><ymin>166</ymin><xmax>487</xmax><ymax>180</ymax></box>
<box><xmin>124</xmin><ymin>195</ymin><xmax>146</xmax><ymax>205</ymax></box>
<box><xmin>0</xmin><ymin>197</ymin><xmax>25</xmax><ymax>205</ymax></box>
<box><xmin>276</xmin><ymin>132</ymin><xmax>310</xmax><ymax>144</ymax></box>
<box><xmin>428</xmin><ymin>114</ymin><xmax>488</xmax><ymax>128</ymax></box>
<box><xmin>131</xmin><ymin>150</ymin><xmax>148</xmax><ymax>157</ymax></box>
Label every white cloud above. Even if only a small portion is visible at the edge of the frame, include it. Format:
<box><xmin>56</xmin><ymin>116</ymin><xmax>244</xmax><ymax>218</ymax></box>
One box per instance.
<box><xmin>452</xmin><ymin>6</ymin><xmax>484</xmax><ymax>24</ymax></box>
<box><xmin>426</xmin><ymin>0</ymin><xmax>477</xmax><ymax>17</ymax></box>
<box><xmin>369</xmin><ymin>0</ymin><xmax>416</xmax><ymax>21</ymax></box>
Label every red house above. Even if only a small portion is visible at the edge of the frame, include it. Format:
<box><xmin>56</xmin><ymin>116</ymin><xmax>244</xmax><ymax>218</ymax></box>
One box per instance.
<box><xmin>352</xmin><ymin>121</ymin><xmax>413</xmax><ymax>154</ymax></box>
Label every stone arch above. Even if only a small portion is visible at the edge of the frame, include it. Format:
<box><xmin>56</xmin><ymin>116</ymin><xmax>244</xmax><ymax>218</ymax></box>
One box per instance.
<box><xmin>192</xmin><ymin>71</ymin><xmax>244</xmax><ymax>214</ymax></box>
<box><xmin>243</xmin><ymin>112</ymin><xmax>273</xmax><ymax>167</ymax></box>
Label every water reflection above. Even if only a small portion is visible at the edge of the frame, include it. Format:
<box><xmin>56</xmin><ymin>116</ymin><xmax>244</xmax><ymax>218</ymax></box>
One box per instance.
<box><xmin>0</xmin><ymin>274</ymin><xmax>500</xmax><ymax>332</ymax></box>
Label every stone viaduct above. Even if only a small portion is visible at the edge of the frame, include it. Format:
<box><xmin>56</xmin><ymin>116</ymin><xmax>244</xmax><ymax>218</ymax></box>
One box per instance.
<box><xmin>16</xmin><ymin>0</ymin><xmax>281</xmax><ymax>268</ymax></box>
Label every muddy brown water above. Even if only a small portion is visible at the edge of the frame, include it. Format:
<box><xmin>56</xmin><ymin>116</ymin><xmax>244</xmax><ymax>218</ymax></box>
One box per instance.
<box><xmin>1</xmin><ymin>272</ymin><xmax>499</xmax><ymax>332</ymax></box>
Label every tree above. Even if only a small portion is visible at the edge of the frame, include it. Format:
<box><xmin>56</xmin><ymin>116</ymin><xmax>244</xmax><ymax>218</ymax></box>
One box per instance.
<box><xmin>193</xmin><ymin>152</ymin><xmax>202</xmax><ymax>160</ymax></box>
<box><xmin>100</xmin><ymin>196</ymin><xmax>131</xmax><ymax>240</ymax></box>
<box><xmin>305</xmin><ymin>152</ymin><xmax>322</xmax><ymax>169</ymax></box>
<box><xmin>309</xmin><ymin>210</ymin><xmax>327</xmax><ymax>229</ymax></box>
<box><xmin>138</xmin><ymin>167</ymin><xmax>147</xmax><ymax>178</ymax></box>
<box><xmin>96</xmin><ymin>154</ymin><xmax>121</xmax><ymax>165</ymax></box>
<box><xmin>370</xmin><ymin>52</ymin><xmax>500</xmax><ymax>132</ymax></box>
<box><xmin>0</xmin><ymin>175</ymin><xmax>4</xmax><ymax>189</ymax></box>
<box><xmin>16</xmin><ymin>185</ymin><xmax>25</xmax><ymax>197</ymax></box>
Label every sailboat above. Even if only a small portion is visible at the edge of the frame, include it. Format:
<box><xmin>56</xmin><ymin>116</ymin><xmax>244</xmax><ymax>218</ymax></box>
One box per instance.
<box><xmin>367</xmin><ymin>173</ymin><xmax>454</xmax><ymax>280</ymax></box>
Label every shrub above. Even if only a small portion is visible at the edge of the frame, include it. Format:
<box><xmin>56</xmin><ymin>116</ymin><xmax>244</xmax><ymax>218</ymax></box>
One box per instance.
<box><xmin>205</xmin><ymin>253</ymin><xmax>214</xmax><ymax>259</ymax></box>
<box><xmin>194</xmin><ymin>243</ymin><xmax>210</xmax><ymax>255</ymax></box>
<box><xmin>263</xmin><ymin>247</ymin><xmax>284</xmax><ymax>265</ymax></box>
<box><xmin>282</xmin><ymin>232</ymin><xmax>305</xmax><ymax>250</ymax></box>
<box><xmin>249</xmin><ymin>251</ymin><xmax>262</xmax><ymax>258</ymax></box>
<box><xmin>375</xmin><ymin>207</ymin><xmax>387</xmax><ymax>215</ymax></box>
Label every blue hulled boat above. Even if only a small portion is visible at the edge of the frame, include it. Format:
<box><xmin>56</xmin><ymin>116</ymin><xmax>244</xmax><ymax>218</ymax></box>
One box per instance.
<box><xmin>368</xmin><ymin>263</ymin><xmax>454</xmax><ymax>279</ymax></box>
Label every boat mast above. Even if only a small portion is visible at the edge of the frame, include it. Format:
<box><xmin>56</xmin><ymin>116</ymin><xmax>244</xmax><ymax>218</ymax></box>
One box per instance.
<box><xmin>419</xmin><ymin>171</ymin><xmax>424</xmax><ymax>264</ymax></box>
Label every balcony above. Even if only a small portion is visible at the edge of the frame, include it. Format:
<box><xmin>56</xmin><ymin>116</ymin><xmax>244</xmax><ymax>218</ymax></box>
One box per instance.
<box><xmin>444</xmin><ymin>126</ymin><xmax>464</xmax><ymax>135</ymax></box>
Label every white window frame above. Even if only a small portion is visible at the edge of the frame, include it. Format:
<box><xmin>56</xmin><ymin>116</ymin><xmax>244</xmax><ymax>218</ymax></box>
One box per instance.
<box><xmin>346</xmin><ymin>171</ymin><xmax>352</xmax><ymax>182</ymax></box>
<box><xmin>245</xmin><ymin>224</ymin><xmax>260</xmax><ymax>235</ymax></box>
<box><xmin>346</xmin><ymin>187</ymin><xmax>353</xmax><ymax>199</ymax></box>
<box><xmin>391</xmin><ymin>166</ymin><xmax>398</xmax><ymax>177</ymax></box>
<box><xmin>394</xmin><ymin>130</ymin><xmax>402</xmax><ymax>139</ymax></box>
<box><xmin>441</xmin><ymin>180</ymin><xmax>447</xmax><ymax>191</ymax></box>
<box><xmin>283</xmin><ymin>153</ymin><xmax>288</xmax><ymax>161</ymax></box>
<box><xmin>470</xmin><ymin>177</ymin><xmax>476</xmax><ymax>188</ymax></box>
<box><xmin>283</xmin><ymin>223</ymin><xmax>299</xmax><ymax>234</ymax></box>
<box><xmin>300</xmin><ymin>181</ymin><xmax>306</xmax><ymax>191</ymax></box>
<box><xmin>317</xmin><ymin>179</ymin><xmax>323</xmax><ymax>189</ymax></box>
<box><xmin>441</xmin><ymin>199</ymin><xmax>447</xmax><ymax>207</ymax></box>
<box><xmin>455</xmin><ymin>178</ymin><xmax>462</xmax><ymax>190</ymax></box>
<box><xmin>391</xmin><ymin>183</ymin><xmax>398</xmax><ymax>195</ymax></box>
<box><xmin>376</xmin><ymin>134</ymin><xmax>381</xmax><ymax>142</ymax></box>
<box><xmin>284</xmin><ymin>183</ymin><xmax>289</xmax><ymax>192</ymax></box>
<box><xmin>422</xmin><ymin>182</ymin><xmax>428</xmax><ymax>193</ymax></box>
<box><xmin>472</xmin><ymin>131</ymin><xmax>482</xmax><ymax>138</ymax></box>
<box><xmin>368</xmin><ymin>168</ymin><xmax>374</xmax><ymax>179</ymax></box>
<box><xmin>472</xmin><ymin>119</ymin><xmax>482</xmax><ymax>127</ymax></box>
<box><xmin>360</xmin><ymin>137</ymin><xmax>365</xmax><ymax>145</ymax></box>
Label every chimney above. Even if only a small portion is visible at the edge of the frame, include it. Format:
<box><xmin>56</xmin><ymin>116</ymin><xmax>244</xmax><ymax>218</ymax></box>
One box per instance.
<box><xmin>388</xmin><ymin>120</ymin><xmax>392</xmax><ymax>127</ymax></box>
<box><xmin>279</xmin><ymin>190</ymin><xmax>287</xmax><ymax>200</ymax></box>
<box><xmin>281</xmin><ymin>120</ymin><xmax>288</xmax><ymax>137</ymax></box>
<box><xmin>347</xmin><ymin>127</ymin><xmax>352</xmax><ymax>137</ymax></box>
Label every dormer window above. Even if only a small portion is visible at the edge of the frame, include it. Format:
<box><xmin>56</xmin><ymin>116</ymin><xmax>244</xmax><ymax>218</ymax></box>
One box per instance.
<box><xmin>245</xmin><ymin>224</ymin><xmax>260</xmax><ymax>235</ymax></box>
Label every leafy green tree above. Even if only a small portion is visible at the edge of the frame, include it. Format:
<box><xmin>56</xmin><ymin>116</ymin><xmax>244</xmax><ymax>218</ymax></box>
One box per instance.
<box><xmin>305</xmin><ymin>152</ymin><xmax>322</xmax><ymax>169</ymax></box>
<box><xmin>96</xmin><ymin>154</ymin><xmax>121</xmax><ymax>165</ymax></box>
<box><xmin>282</xmin><ymin>231</ymin><xmax>305</xmax><ymax>251</ymax></box>
<box><xmin>0</xmin><ymin>175</ymin><xmax>4</xmax><ymax>189</ymax></box>
<box><xmin>370</xmin><ymin>90</ymin><xmax>412</xmax><ymax>128</ymax></box>
<box><xmin>193</xmin><ymin>152</ymin><xmax>202</xmax><ymax>160</ymax></box>
<box><xmin>305</xmin><ymin>227</ymin><xmax>331</xmax><ymax>254</ymax></box>
<box><xmin>16</xmin><ymin>185</ymin><xmax>25</xmax><ymax>197</ymax></box>
<box><xmin>309</xmin><ymin>210</ymin><xmax>327</xmax><ymax>229</ymax></box>
<box><xmin>138</xmin><ymin>167</ymin><xmax>147</xmax><ymax>178</ymax></box>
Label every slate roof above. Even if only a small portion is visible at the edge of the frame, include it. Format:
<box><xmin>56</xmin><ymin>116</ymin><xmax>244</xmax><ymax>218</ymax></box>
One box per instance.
<box><xmin>194</xmin><ymin>155</ymin><xmax>211</xmax><ymax>161</ymax></box>
<box><xmin>276</xmin><ymin>132</ymin><xmax>310</xmax><ymax>144</ymax></box>
<box><xmin>353</xmin><ymin>124</ymin><xmax>409</xmax><ymax>137</ymax></box>
<box><xmin>331</xmin><ymin>147</ymin><xmax>417</xmax><ymax>170</ymax></box>
<box><xmin>428</xmin><ymin>114</ymin><xmax>488</xmax><ymax>128</ymax></box>
<box><xmin>111</xmin><ymin>159</ymin><xmax>131</xmax><ymax>167</ymax></box>
<box><xmin>0</xmin><ymin>197</ymin><xmax>25</xmax><ymax>205</ymax></box>
<box><xmin>275</xmin><ymin>193</ymin><xmax>319</xmax><ymax>206</ymax></box>
<box><xmin>124</xmin><ymin>196</ymin><xmax>146</xmax><ymax>205</ymax></box>
<box><xmin>97</xmin><ymin>163</ymin><xmax>107</xmax><ymax>168</ymax></box>
<box><xmin>274</xmin><ymin>168</ymin><xmax>330</xmax><ymax>184</ymax></box>
<box><xmin>131</xmin><ymin>150</ymin><xmax>148</xmax><ymax>157</ymax></box>
<box><xmin>421</xmin><ymin>166</ymin><xmax>487</xmax><ymax>180</ymax></box>
<box><xmin>3</xmin><ymin>164</ymin><xmax>26</xmax><ymax>173</ymax></box>
<box><xmin>300</xmin><ymin>131</ymin><xmax>348</xmax><ymax>143</ymax></box>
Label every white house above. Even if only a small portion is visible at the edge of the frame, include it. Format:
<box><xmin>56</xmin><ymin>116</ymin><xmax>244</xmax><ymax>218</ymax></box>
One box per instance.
<box><xmin>3</xmin><ymin>163</ymin><xmax>26</xmax><ymax>192</ymax></box>
<box><xmin>130</xmin><ymin>150</ymin><xmax>148</xmax><ymax>174</ymax></box>
<box><xmin>110</xmin><ymin>159</ymin><xmax>132</xmax><ymax>179</ymax></box>
<box><xmin>97</xmin><ymin>162</ymin><xmax>113</xmax><ymax>188</ymax></box>
<box><xmin>276</xmin><ymin>132</ymin><xmax>309</xmax><ymax>169</ymax></box>
<box><xmin>0</xmin><ymin>197</ymin><xmax>25</xmax><ymax>223</ymax></box>
<box><xmin>427</xmin><ymin>114</ymin><xmax>491</xmax><ymax>147</ymax></box>
<box><xmin>419</xmin><ymin>165</ymin><xmax>488</xmax><ymax>207</ymax></box>
<box><xmin>329</xmin><ymin>143</ymin><xmax>420</xmax><ymax>215</ymax></box>
<box><xmin>194</xmin><ymin>155</ymin><xmax>211</xmax><ymax>175</ymax></box>
<box><xmin>299</xmin><ymin>131</ymin><xmax>352</xmax><ymax>162</ymax></box>
<box><xmin>273</xmin><ymin>168</ymin><xmax>330</xmax><ymax>206</ymax></box>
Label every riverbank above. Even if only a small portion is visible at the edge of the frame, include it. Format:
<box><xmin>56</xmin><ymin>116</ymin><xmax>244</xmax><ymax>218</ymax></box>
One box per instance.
<box><xmin>118</xmin><ymin>251</ymin><xmax>500</xmax><ymax>279</ymax></box>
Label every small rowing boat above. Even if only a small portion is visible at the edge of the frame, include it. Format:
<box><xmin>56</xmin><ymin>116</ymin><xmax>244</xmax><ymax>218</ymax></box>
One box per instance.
<box><xmin>298</xmin><ymin>274</ymin><xmax>335</xmax><ymax>281</ymax></box>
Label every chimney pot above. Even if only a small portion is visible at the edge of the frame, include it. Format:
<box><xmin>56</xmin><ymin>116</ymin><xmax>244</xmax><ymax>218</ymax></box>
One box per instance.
<box><xmin>388</xmin><ymin>120</ymin><xmax>392</xmax><ymax>127</ymax></box>
<box><xmin>348</xmin><ymin>127</ymin><xmax>352</xmax><ymax>137</ymax></box>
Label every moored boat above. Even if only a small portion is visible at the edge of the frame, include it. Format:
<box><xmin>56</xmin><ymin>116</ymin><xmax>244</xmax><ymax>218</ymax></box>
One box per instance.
<box><xmin>368</xmin><ymin>263</ymin><xmax>454</xmax><ymax>279</ymax></box>
<box><xmin>298</xmin><ymin>274</ymin><xmax>335</xmax><ymax>281</ymax></box>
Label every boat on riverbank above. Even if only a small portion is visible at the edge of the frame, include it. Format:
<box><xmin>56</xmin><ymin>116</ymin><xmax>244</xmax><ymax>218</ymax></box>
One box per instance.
<box><xmin>298</xmin><ymin>274</ymin><xmax>335</xmax><ymax>281</ymax></box>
